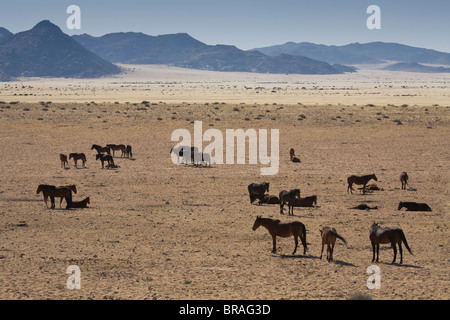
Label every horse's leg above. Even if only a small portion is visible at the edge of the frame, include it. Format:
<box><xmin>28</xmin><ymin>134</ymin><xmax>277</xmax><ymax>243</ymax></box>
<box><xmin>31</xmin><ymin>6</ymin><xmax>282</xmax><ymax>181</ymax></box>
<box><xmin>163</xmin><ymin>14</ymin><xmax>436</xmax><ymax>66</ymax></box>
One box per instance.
<box><xmin>50</xmin><ymin>196</ymin><xmax>55</xmax><ymax>209</ymax></box>
<box><xmin>392</xmin><ymin>242</ymin><xmax>397</xmax><ymax>264</ymax></box>
<box><xmin>44</xmin><ymin>195</ymin><xmax>49</xmax><ymax>208</ymax></box>
<box><xmin>320</xmin><ymin>242</ymin><xmax>324</xmax><ymax>259</ymax></box>
<box><xmin>398</xmin><ymin>241</ymin><xmax>403</xmax><ymax>264</ymax></box>
<box><xmin>376</xmin><ymin>244</ymin><xmax>380</xmax><ymax>262</ymax></box>
<box><xmin>60</xmin><ymin>196</ymin><xmax>63</xmax><ymax>208</ymax></box>
<box><xmin>272</xmin><ymin>235</ymin><xmax>277</xmax><ymax>254</ymax></box>
<box><xmin>371</xmin><ymin>243</ymin><xmax>376</xmax><ymax>262</ymax></box>
<box><xmin>330</xmin><ymin>243</ymin><xmax>335</xmax><ymax>262</ymax></box>
<box><xmin>280</xmin><ymin>202</ymin><xmax>284</xmax><ymax>214</ymax></box>
<box><xmin>292</xmin><ymin>235</ymin><xmax>298</xmax><ymax>255</ymax></box>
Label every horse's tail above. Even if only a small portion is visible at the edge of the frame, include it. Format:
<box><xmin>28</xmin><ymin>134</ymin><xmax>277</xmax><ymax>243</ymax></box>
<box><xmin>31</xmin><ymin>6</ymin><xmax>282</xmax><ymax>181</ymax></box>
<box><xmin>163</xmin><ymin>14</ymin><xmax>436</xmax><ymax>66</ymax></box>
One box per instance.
<box><xmin>335</xmin><ymin>232</ymin><xmax>347</xmax><ymax>245</ymax></box>
<box><xmin>399</xmin><ymin>229</ymin><xmax>413</xmax><ymax>255</ymax></box>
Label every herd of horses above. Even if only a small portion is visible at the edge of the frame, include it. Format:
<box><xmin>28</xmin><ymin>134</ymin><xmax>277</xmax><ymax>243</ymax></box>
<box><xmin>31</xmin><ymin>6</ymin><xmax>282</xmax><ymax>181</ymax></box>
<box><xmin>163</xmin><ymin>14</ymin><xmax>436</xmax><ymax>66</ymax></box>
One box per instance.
<box><xmin>250</xmin><ymin>161</ymin><xmax>430</xmax><ymax>264</ymax></box>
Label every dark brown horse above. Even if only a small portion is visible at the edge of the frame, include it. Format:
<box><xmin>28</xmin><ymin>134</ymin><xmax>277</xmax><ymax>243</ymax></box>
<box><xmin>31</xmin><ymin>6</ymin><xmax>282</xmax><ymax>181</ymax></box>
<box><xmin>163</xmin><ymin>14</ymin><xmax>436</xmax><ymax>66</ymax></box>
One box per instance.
<box><xmin>400</xmin><ymin>172</ymin><xmax>409</xmax><ymax>190</ymax></box>
<box><xmin>347</xmin><ymin>174</ymin><xmax>377</xmax><ymax>194</ymax></box>
<box><xmin>96</xmin><ymin>153</ymin><xmax>114</xmax><ymax>169</ymax></box>
<box><xmin>91</xmin><ymin>144</ymin><xmax>111</xmax><ymax>155</ymax></box>
<box><xmin>320</xmin><ymin>226</ymin><xmax>346</xmax><ymax>262</ymax></box>
<box><xmin>279</xmin><ymin>189</ymin><xmax>301</xmax><ymax>215</ymax></box>
<box><xmin>369</xmin><ymin>222</ymin><xmax>413</xmax><ymax>264</ymax></box>
<box><xmin>398</xmin><ymin>201</ymin><xmax>431</xmax><ymax>212</ymax></box>
<box><xmin>60</xmin><ymin>154</ymin><xmax>68</xmax><ymax>168</ymax></box>
<box><xmin>36</xmin><ymin>184</ymin><xmax>72</xmax><ymax>209</ymax></box>
<box><xmin>125</xmin><ymin>145</ymin><xmax>133</xmax><ymax>159</ymax></box>
<box><xmin>69</xmin><ymin>153</ymin><xmax>86</xmax><ymax>168</ymax></box>
<box><xmin>58</xmin><ymin>185</ymin><xmax>77</xmax><ymax>207</ymax></box>
<box><xmin>292</xmin><ymin>195</ymin><xmax>317</xmax><ymax>207</ymax></box>
<box><xmin>248</xmin><ymin>182</ymin><xmax>270</xmax><ymax>205</ymax></box>
<box><xmin>107</xmin><ymin>144</ymin><xmax>126</xmax><ymax>157</ymax></box>
<box><xmin>70</xmin><ymin>197</ymin><xmax>90</xmax><ymax>208</ymax></box>
<box><xmin>252</xmin><ymin>216</ymin><xmax>307</xmax><ymax>255</ymax></box>
<box><xmin>259</xmin><ymin>194</ymin><xmax>280</xmax><ymax>205</ymax></box>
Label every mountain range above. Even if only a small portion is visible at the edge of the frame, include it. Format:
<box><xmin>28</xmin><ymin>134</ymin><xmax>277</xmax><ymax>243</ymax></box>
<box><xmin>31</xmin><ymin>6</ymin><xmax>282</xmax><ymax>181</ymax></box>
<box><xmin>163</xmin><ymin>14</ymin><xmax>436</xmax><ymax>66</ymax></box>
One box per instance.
<box><xmin>1</xmin><ymin>20</ymin><xmax>450</xmax><ymax>81</ymax></box>
<box><xmin>253</xmin><ymin>41</ymin><xmax>450</xmax><ymax>66</ymax></box>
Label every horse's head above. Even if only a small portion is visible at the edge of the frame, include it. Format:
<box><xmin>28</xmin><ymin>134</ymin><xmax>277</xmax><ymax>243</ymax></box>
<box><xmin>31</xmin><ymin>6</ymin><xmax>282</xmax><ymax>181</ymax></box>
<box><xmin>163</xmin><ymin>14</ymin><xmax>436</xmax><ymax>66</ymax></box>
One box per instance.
<box><xmin>86</xmin><ymin>197</ymin><xmax>90</xmax><ymax>204</ymax></box>
<box><xmin>370</xmin><ymin>222</ymin><xmax>379</xmax><ymax>232</ymax></box>
<box><xmin>313</xmin><ymin>195</ymin><xmax>317</xmax><ymax>204</ymax></box>
<box><xmin>264</xmin><ymin>182</ymin><xmax>270</xmax><ymax>193</ymax></box>
<box><xmin>36</xmin><ymin>185</ymin><xmax>42</xmax><ymax>194</ymax></box>
<box><xmin>70</xmin><ymin>185</ymin><xmax>77</xmax><ymax>194</ymax></box>
<box><xmin>294</xmin><ymin>189</ymin><xmax>301</xmax><ymax>198</ymax></box>
<box><xmin>397</xmin><ymin>202</ymin><xmax>404</xmax><ymax>210</ymax></box>
<box><xmin>252</xmin><ymin>216</ymin><xmax>262</xmax><ymax>231</ymax></box>
<box><xmin>373</xmin><ymin>174</ymin><xmax>378</xmax><ymax>181</ymax></box>
<box><xmin>69</xmin><ymin>153</ymin><xmax>74</xmax><ymax>159</ymax></box>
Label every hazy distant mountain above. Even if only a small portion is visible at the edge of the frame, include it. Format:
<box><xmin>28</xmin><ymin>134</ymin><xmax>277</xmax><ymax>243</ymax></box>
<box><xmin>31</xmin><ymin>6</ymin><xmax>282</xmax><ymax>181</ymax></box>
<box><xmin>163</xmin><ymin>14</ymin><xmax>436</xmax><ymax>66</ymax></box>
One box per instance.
<box><xmin>0</xmin><ymin>27</ymin><xmax>13</xmax><ymax>45</ymax></box>
<box><xmin>73</xmin><ymin>32</ymin><xmax>345</xmax><ymax>75</ymax></box>
<box><xmin>254</xmin><ymin>41</ymin><xmax>450</xmax><ymax>66</ymax></box>
<box><xmin>0</xmin><ymin>20</ymin><xmax>120</xmax><ymax>79</ymax></box>
<box><xmin>384</xmin><ymin>62</ymin><xmax>450</xmax><ymax>73</ymax></box>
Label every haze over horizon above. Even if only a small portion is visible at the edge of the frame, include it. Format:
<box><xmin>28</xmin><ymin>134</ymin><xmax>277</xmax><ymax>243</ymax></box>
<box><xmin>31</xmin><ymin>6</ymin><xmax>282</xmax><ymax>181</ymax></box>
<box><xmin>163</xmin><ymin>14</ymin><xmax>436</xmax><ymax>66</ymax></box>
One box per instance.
<box><xmin>0</xmin><ymin>0</ymin><xmax>449</xmax><ymax>53</ymax></box>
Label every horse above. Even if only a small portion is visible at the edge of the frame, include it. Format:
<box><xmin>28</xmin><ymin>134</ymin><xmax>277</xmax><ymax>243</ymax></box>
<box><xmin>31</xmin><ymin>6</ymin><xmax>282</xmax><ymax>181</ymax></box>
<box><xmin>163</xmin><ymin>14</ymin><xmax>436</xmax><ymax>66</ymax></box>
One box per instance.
<box><xmin>292</xmin><ymin>195</ymin><xmax>317</xmax><ymax>207</ymax></box>
<box><xmin>125</xmin><ymin>145</ymin><xmax>133</xmax><ymax>159</ymax></box>
<box><xmin>107</xmin><ymin>144</ymin><xmax>126</xmax><ymax>157</ymax></box>
<box><xmin>369</xmin><ymin>222</ymin><xmax>413</xmax><ymax>264</ymax></box>
<box><xmin>58</xmin><ymin>185</ymin><xmax>77</xmax><ymax>207</ymax></box>
<box><xmin>289</xmin><ymin>148</ymin><xmax>296</xmax><ymax>161</ymax></box>
<box><xmin>91</xmin><ymin>144</ymin><xmax>111</xmax><ymax>155</ymax></box>
<box><xmin>69</xmin><ymin>153</ymin><xmax>86</xmax><ymax>168</ymax></box>
<box><xmin>259</xmin><ymin>194</ymin><xmax>280</xmax><ymax>205</ymax></box>
<box><xmin>279</xmin><ymin>189</ymin><xmax>301</xmax><ymax>215</ymax></box>
<box><xmin>350</xmin><ymin>204</ymin><xmax>378</xmax><ymax>210</ymax></box>
<box><xmin>247</xmin><ymin>182</ymin><xmax>269</xmax><ymax>205</ymax></box>
<box><xmin>96</xmin><ymin>153</ymin><xmax>114</xmax><ymax>169</ymax></box>
<box><xmin>400</xmin><ymin>172</ymin><xmax>409</xmax><ymax>190</ymax></box>
<box><xmin>398</xmin><ymin>201</ymin><xmax>431</xmax><ymax>212</ymax></box>
<box><xmin>60</xmin><ymin>154</ymin><xmax>68</xmax><ymax>168</ymax></box>
<box><xmin>193</xmin><ymin>152</ymin><xmax>211</xmax><ymax>167</ymax></box>
<box><xmin>319</xmin><ymin>226</ymin><xmax>346</xmax><ymax>262</ymax></box>
<box><xmin>252</xmin><ymin>216</ymin><xmax>307</xmax><ymax>255</ymax></box>
<box><xmin>36</xmin><ymin>184</ymin><xmax>72</xmax><ymax>209</ymax></box>
<box><xmin>347</xmin><ymin>174</ymin><xmax>377</xmax><ymax>194</ymax></box>
<box><xmin>70</xmin><ymin>197</ymin><xmax>90</xmax><ymax>208</ymax></box>
<box><xmin>170</xmin><ymin>146</ymin><xmax>197</xmax><ymax>164</ymax></box>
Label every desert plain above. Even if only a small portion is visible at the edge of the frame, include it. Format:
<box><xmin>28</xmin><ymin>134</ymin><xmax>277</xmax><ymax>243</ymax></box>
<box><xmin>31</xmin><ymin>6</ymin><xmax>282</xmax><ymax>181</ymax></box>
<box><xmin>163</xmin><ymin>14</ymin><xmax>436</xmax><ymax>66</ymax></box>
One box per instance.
<box><xmin>0</xmin><ymin>65</ymin><xmax>449</xmax><ymax>300</ymax></box>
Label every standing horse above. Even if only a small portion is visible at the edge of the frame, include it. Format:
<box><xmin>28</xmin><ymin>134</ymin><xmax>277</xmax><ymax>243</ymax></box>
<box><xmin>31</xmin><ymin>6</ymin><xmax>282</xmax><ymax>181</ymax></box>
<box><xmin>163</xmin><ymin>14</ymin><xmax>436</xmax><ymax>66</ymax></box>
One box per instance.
<box><xmin>91</xmin><ymin>144</ymin><xmax>111</xmax><ymax>155</ymax></box>
<box><xmin>369</xmin><ymin>222</ymin><xmax>413</xmax><ymax>264</ymax></box>
<box><xmin>36</xmin><ymin>185</ymin><xmax>72</xmax><ymax>209</ymax></box>
<box><xmin>252</xmin><ymin>216</ymin><xmax>307</xmax><ymax>255</ymax></box>
<box><xmin>60</xmin><ymin>154</ymin><xmax>68</xmax><ymax>168</ymax></box>
<box><xmin>248</xmin><ymin>182</ymin><xmax>270</xmax><ymax>205</ymax></box>
<box><xmin>279</xmin><ymin>189</ymin><xmax>301</xmax><ymax>215</ymax></box>
<box><xmin>125</xmin><ymin>145</ymin><xmax>133</xmax><ymax>159</ymax></box>
<box><xmin>107</xmin><ymin>144</ymin><xmax>126</xmax><ymax>157</ymax></box>
<box><xmin>400</xmin><ymin>172</ymin><xmax>409</xmax><ymax>190</ymax></box>
<box><xmin>58</xmin><ymin>185</ymin><xmax>77</xmax><ymax>207</ymax></box>
<box><xmin>319</xmin><ymin>226</ymin><xmax>346</xmax><ymax>262</ymax></box>
<box><xmin>69</xmin><ymin>153</ymin><xmax>86</xmax><ymax>168</ymax></box>
<box><xmin>96</xmin><ymin>154</ymin><xmax>114</xmax><ymax>169</ymax></box>
<box><xmin>347</xmin><ymin>174</ymin><xmax>377</xmax><ymax>194</ymax></box>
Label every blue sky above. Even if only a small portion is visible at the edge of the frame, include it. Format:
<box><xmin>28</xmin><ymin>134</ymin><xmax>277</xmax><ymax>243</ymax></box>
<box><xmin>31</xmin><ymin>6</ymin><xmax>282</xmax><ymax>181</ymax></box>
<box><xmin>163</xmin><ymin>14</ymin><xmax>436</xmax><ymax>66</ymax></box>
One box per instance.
<box><xmin>1</xmin><ymin>0</ymin><xmax>449</xmax><ymax>52</ymax></box>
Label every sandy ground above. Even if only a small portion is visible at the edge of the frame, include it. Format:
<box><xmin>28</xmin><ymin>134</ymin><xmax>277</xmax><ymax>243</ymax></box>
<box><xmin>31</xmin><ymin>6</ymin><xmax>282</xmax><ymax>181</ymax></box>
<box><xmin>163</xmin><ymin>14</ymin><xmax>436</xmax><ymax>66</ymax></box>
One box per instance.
<box><xmin>0</xmin><ymin>67</ymin><xmax>449</xmax><ymax>300</ymax></box>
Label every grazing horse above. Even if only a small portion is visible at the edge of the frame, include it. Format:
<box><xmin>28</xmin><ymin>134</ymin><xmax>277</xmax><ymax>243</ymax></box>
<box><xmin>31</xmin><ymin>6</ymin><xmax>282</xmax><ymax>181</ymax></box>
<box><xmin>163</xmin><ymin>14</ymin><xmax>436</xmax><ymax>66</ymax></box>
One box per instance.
<box><xmin>292</xmin><ymin>195</ymin><xmax>317</xmax><ymax>207</ymax></box>
<box><xmin>91</xmin><ymin>144</ymin><xmax>111</xmax><ymax>155</ymax></box>
<box><xmin>60</xmin><ymin>154</ymin><xmax>68</xmax><ymax>168</ymax></box>
<box><xmin>70</xmin><ymin>197</ymin><xmax>90</xmax><ymax>208</ymax></box>
<box><xmin>370</xmin><ymin>222</ymin><xmax>413</xmax><ymax>264</ymax></box>
<box><xmin>96</xmin><ymin>154</ymin><xmax>114</xmax><ymax>169</ymax></box>
<box><xmin>398</xmin><ymin>201</ymin><xmax>432</xmax><ymax>212</ymax></box>
<box><xmin>36</xmin><ymin>184</ymin><xmax>72</xmax><ymax>209</ymax></box>
<box><xmin>400</xmin><ymin>172</ymin><xmax>409</xmax><ymax>190</ymax></box>
<box><xmin>320</xmin><ymin>226</ymin><xmax>346</xmax><ymax>262</ymax></box>
<box><xmin>247</xmin><ymin>182</ymin><xmax>270</xmax><ymax>205</ymax></box>
<box><xmin>125</xmin><ymin>145</ymin><xmax>133</xmax><ymax>159</ymax></box>
<box><xmin>279</xmin><ymin>189</ymin><xmax>301</xmax><ymax>215</ymax></box>
<box><xmin>347</xmin><ymin>174</ymin><xmax>377</xmax><ymax>194</ymax></box>
<box><xmin>69</xmin><ymin>153</ymin><xmax>86</xmax><ymax>168</ymax></box>
<box><xmin>107</xmin><ymin>144</ymin><xmax>126</xmax><ymax>157</ymax></box>
<box><xmin>252</xmin><ymin>216</ymin><xmax>307</xmax><ymax>255</ymax></box>
<box><xmin>259</xmin><ymin>194</ymin><xmax>280</xmax><ymax>205</ymax></box>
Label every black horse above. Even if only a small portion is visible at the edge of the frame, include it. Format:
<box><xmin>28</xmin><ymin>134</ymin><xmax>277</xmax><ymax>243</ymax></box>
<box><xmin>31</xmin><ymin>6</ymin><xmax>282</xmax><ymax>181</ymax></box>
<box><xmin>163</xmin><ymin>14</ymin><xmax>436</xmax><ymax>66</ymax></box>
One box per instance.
<box><xmin>248</xmin><ymin>182</ymin><xmax>270</xmax><ymax>205</ymax></box>
<box><xmin>96</xmin><ymin>153</ymin><xmax>114</xmax><ymax>169</ymax></box>
<box><xmin>398</xmin><ymin>201</ymin><xmax>431</xmax><ymax>211</ymax></box>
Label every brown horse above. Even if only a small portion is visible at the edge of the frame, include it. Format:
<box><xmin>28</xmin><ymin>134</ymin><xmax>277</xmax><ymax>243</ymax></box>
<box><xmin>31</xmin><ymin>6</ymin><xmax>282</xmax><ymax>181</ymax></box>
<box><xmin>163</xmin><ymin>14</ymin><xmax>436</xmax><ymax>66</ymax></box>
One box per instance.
<box><xmin>60</xmin><ymin>154</ymin><xmax>68</xmax><ymax>168</ymax></box>
<box><xmin>107</xmin><ymin>144</ymin><xmax>126</xmax><ymax>157</ymax></box>
<box><xmin>70</xmin><ymin>197</ymin><xmax>90</xmax><ymax>208</ymax></box>
<box><xmin>289</xmin><ymin>148</ymin><xmax>296</xmax><ymax>161</ymax></box>
<box><xmin>292</xmin><ymin>195</ymin><xmax>317</xmax><ymax>207</ymax></box>
<box><xmin>91</xmin><ymin>144</ymin><xmax>111</xmax><ymax>155</ymax></box>
<box><xmin>252</xmin><ymin>216</ymin><xmax>307</xmax><ymax>255</ymax></box>
<box><xmin>400</xmin><ymin>172</ymin><xmax>409</xmax><ymax>190</ymax></box>
<box><xmin>125</xmin><ymin>145</ymin><xmax>133</xmax><ymax>159</ymax></box>
<box><xmin>259</xmin><ymin>194</ymin><xmax>280</xmax><ymax>205</ymax></box>
<box><xmin>58</xmin><ymin>185</ymin><xmax>77</xmax><ymax>207</ymax></box>
<box><xmin>69</xmin><ymin>153</ymin><xmax>86</xmax><ymax>168</ymax></box>
<box><xmin>248</xmin><ymin>182</ymin><xmax>270</xmax><ymax>205</ymax></box>
<box><xmin>36</xmin><ymin>184</ymin><xmax>72</xmax><ymax>209</ymax></box>
<box><xmin>398</xmin><ymin>201</ymin><xmax>431</xmax><ymax>212</ymax></box>
<box><xmin>369</xmin><ymin>222</ymin><xmax>413</xmax><ymax>264</ymax></box>
<box><xmin>320</xmin><ymin>226</ymin><xmax>347</xmax><ymax>262</ymax></box>
<box><xmin>347</xmin><ymin>174</ymin><xmax>377</xmax><ymax>194</ymax></box>
<box><xmin>279</xmin><ymin>189</ymin><xmax>301</xmax><ymax>215</ymax></box>
<box><xmin>96</xmin><ymin>153</ymin><xmax>114</xmax><ymax>169</ymax></box>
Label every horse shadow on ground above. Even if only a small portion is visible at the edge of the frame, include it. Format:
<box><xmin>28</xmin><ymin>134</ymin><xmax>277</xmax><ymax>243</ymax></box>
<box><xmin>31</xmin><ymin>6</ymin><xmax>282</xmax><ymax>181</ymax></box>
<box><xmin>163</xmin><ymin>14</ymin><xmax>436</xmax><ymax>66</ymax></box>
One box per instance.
<box><xmin>277</xmin><ymin>254</ymin><xmax>357</xmax><ymax>266</ymax></box>
<box><xmin>378</xmin><ymin>261</ymin><xmax>423</xmax><ymax>269</ymax></box>
<box><xmin>191</xmin><ymin>165</ymin><xmax>215</xmax><ymax>169</ymax></box>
